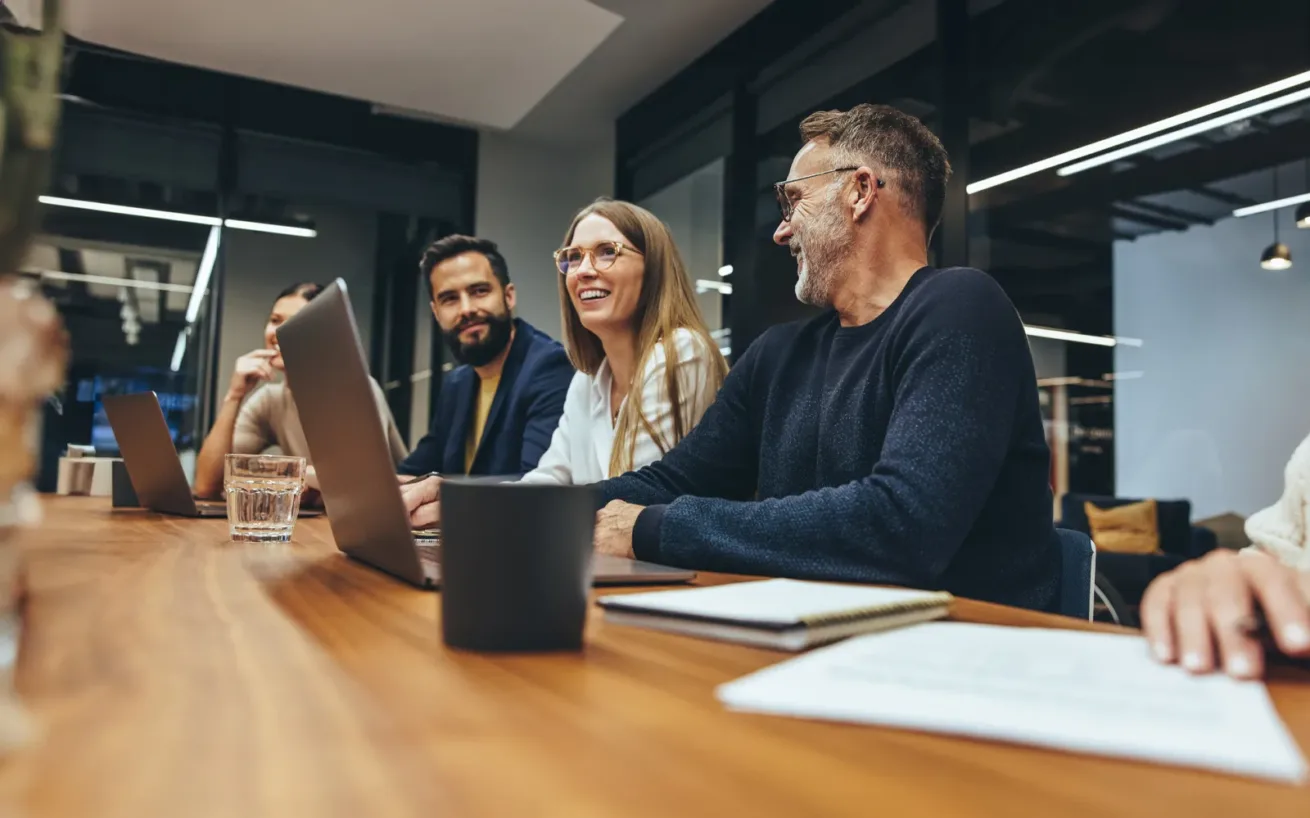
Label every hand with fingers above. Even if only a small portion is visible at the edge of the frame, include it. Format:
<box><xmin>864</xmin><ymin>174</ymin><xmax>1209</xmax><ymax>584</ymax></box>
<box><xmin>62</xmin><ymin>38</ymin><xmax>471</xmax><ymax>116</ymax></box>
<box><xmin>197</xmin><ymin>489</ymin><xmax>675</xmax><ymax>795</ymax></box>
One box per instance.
<box><xmin>400</xmin><ymin>474</ymin><xmax>443</xmax><ymax>528</ymax></box>
<box><xmin>1140</xmin><ymin>548</ymin><xmax>1310</xmax><ymax>679</ymax></box>
<box><xmin>594</xmin><ymin>500</ymin><xmax>644</xmax><ymax>559</ymax></box>
<box><xmin>227</xmin><ymin>349</ymin><xmax>278</xmax><ymax>402</ymax></box>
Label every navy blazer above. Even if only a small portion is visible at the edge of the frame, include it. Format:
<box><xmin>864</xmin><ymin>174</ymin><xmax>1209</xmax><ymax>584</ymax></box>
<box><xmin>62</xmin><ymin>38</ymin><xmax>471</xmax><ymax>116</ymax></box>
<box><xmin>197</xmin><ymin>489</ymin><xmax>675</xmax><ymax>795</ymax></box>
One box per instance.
<box><xmin>399</xmin><ymin>319</ymin><xmax>574</xmax><ymax>477</ymax></box>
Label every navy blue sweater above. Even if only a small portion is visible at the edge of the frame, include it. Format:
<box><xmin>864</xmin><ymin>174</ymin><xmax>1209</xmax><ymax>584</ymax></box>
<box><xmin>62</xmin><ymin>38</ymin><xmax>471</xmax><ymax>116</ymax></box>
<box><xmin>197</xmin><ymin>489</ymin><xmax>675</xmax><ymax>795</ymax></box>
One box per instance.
<box><xmin>600</xmin><ymin>266</ymin><xmax>1060</xmax><ymax>611</ymax></box>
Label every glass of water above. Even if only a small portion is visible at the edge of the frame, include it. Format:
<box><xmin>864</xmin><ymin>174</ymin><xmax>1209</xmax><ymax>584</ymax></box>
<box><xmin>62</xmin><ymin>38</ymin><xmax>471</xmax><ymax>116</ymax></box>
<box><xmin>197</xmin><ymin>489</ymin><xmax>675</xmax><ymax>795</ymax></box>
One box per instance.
<box><xmin>223</xmin><ymin>454</ymin><xmax>306</xmax><ymax>542</ymax></box>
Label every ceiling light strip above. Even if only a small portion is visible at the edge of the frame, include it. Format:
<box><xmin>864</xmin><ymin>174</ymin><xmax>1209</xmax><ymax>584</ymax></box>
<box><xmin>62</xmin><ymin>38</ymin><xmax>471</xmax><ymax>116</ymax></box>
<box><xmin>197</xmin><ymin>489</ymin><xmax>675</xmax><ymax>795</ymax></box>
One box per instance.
<box><xmin>183</xmin><ymin>226</ymin><xmax>222</xmax><ymax>324</ymax></box>
<box><xmin>966</xmin><ymin>68</ymin><xmax>1310</xmax><ymax>194</ymax></box>
<box><xmin>39</xmin><ymin>196</ymin><xmax>315</xmax><ymax>237</ymax></box>
<box><xmin>223</xmin><ymin>218</ymin><xmax>317</xmax><ymax>238</ymax></box>
<box><xmin>1023</xmin><ymin>325</ymin><xmax>1142</xmax><ymax>348</ymax></box>
<box><xmin>696</xmin><ymin>279</ymin><xmax>733</xmax><ymax>295</ymax></box>
<box><xmin>173</xmin><ymin>225</ymin><xmax>223</xmax><ymax>372</ymax></box>
<box><xmin>39</xmin><ymin>195</ymin><xmax>222</xmax><ymax>226</ymax></box>
<box><xmin>1057</xmin><ymin>85</ymin><xmax>1310</xmax><ymax>177</ymax></box>
<box><xmin>1233</xmin><ymin>191</ymin><xmax>1310</xmax><ymax>218</ymax></box>
<box><xmin>25</xmin><ymin>268</ymin><xmax>195</xmax><ymax>293</ymax></box>
<box><xmin>169</xmin><ymin>329</ymin><xmax>189</xmax><ymax>372</ymax></box>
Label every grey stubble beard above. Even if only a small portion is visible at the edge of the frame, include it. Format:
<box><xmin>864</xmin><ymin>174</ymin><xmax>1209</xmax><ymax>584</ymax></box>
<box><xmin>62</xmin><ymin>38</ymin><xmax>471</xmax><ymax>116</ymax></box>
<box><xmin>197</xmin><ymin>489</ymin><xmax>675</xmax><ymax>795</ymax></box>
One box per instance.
<box><xmin>793</xmin><ymin>185</ymin><xmax>851</xmax><ymax>308</ymax></box>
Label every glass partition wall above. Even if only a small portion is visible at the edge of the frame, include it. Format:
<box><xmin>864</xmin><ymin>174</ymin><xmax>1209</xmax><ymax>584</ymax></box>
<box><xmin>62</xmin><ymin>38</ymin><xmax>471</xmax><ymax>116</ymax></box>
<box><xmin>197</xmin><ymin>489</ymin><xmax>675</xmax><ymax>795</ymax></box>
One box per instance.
<box><xmin>638</xmin><ymin>159</ymin><xmax>729</xmax><ymax>357</ymax></box>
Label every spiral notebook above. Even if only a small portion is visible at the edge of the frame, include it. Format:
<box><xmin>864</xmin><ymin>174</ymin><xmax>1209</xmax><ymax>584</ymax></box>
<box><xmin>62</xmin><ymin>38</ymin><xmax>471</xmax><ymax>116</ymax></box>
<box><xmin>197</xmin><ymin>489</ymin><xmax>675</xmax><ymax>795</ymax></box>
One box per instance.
<box><xmin>598</xmin><ymin>579</ymin><xmax>952</xmax><ymax>651</ymax></box>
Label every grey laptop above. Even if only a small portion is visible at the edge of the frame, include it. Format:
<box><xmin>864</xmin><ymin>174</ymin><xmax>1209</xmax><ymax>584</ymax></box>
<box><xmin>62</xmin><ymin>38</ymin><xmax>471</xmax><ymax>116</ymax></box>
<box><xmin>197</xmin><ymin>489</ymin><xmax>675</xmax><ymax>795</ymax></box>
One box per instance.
<box><xmin>276</xmin><ymin>278</ymin><xmax>695</xmax><ymax>589</ymax></box>
<box><xmin>101</xmin><ymin>391</ymin><xmax>229</xmax><ymax>517</ymax></box>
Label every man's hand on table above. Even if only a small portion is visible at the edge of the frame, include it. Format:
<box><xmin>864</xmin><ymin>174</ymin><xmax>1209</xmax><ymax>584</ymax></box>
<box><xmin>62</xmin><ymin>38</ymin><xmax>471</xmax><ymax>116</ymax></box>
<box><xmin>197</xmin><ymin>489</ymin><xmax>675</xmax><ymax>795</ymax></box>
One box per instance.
<box><xmin>595</xmin><ymin>500</ymin><xmax>644</xmax><ymax>559</ymax></box>
<box><xmin>400</xmin><ymin>475</ymin><xmax>442</xmax><ymax>528</ymax></box>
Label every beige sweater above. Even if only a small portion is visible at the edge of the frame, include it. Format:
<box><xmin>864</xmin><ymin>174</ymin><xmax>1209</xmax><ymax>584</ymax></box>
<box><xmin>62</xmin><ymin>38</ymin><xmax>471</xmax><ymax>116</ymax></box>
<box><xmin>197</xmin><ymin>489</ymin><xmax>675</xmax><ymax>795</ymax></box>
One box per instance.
<box><xmin>234</xmin><ymin>379</ymin><xmax>408</xmax><ymax>466</ymax></box>
<box><xmin>1245</xmin><ymin>433</ymin><xmax>1310</xmax><ymax>571</ymax></box>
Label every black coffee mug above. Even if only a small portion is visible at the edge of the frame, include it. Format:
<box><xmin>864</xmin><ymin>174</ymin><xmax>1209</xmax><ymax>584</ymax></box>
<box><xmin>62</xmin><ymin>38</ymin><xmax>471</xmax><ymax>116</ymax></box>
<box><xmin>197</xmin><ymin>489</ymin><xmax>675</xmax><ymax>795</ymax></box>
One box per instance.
<box><xmin>439</xmin><ymin>478</ymin><xmax>599</xmax><ymax>651</ymax></box>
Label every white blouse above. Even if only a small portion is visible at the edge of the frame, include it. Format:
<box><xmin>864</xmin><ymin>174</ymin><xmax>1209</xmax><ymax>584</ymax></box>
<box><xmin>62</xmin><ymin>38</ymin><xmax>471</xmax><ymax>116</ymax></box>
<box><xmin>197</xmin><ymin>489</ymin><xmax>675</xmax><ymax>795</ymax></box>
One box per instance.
<box><xmin>521</xmin><ymin>328</ymin><xmax>719</xmax><ymax>485</ymax></box>
<box><xmin>1245</xmin><ymin>432</ymin><xmax>1310</xmax><ymax>571</ymax></box>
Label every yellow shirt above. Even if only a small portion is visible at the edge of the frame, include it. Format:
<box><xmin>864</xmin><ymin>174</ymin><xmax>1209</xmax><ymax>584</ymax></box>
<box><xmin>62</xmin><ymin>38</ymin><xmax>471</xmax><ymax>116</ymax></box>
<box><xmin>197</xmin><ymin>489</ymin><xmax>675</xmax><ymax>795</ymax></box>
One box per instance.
<box><xmin>465</xmin><ymin>374</ymin><xmax>501</xmax><ymax>472</ymax></box>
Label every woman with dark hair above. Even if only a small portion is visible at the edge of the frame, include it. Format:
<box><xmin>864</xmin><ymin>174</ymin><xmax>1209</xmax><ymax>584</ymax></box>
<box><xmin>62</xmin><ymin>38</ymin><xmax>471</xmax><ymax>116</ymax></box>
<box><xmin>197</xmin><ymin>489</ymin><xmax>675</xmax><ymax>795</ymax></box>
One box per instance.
<box><xmin>192</xmin><ymin>282</ymin><xmax>406</xmax><ymax>498</ymax></box>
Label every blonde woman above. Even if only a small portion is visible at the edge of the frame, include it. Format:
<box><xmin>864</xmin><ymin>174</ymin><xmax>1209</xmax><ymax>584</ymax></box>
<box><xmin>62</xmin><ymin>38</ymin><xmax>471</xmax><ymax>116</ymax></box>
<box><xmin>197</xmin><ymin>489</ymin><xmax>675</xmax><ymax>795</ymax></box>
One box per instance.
<box><xmin>522</xmin><ymin>198</ymin><xmax>727</xmax><ymax>484</ymax></box>
<box><xmin>401</xmin><ymin>200</ymin><xmax>726</xmax><ymax>525</ymax></box>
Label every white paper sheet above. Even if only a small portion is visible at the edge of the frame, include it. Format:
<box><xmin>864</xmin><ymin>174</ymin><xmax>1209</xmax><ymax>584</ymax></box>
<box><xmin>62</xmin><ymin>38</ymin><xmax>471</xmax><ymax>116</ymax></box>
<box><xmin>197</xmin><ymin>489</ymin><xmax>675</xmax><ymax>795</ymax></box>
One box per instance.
<box><xmin>716</xmin><ymin>622</ymin><xmax>1308</xmax><ymax>783</ymax></box>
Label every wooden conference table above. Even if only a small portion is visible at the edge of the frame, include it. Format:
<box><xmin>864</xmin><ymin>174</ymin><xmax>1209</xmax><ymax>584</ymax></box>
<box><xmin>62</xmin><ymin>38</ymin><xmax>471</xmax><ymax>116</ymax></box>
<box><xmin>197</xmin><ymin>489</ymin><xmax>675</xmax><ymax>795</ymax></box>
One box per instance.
<box><xmin>1</xmin><ymin>497</ymin><xmax>1308</xmax><ymax>817</ymax></box>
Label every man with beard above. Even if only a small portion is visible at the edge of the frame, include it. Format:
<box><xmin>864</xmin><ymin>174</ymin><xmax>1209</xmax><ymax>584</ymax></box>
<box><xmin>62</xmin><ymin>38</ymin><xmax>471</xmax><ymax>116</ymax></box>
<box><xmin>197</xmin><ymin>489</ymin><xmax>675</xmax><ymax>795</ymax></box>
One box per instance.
<box><xmin>591</xmin><ymin>104</ymin><xmax>1060</xmax><ymax>611</ymax></box>
<box><xmin>398</xmin><ymin>235</ymin><xmax>573</xmax><ymax>477</ymax></box>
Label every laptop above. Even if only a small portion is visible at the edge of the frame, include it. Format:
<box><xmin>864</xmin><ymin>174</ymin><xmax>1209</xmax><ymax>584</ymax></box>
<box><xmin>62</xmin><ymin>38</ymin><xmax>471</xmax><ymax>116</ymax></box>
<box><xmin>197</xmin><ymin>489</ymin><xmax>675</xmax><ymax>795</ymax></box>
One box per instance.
<box><xmin>276</xmin><ymin>278</ymin><xmax>695</xmax><ymax>589</ymax></box>
<box><xmin>103</xmin><ymin>391</ymin><xmax>319</xmax><ymax>519</ymax></box>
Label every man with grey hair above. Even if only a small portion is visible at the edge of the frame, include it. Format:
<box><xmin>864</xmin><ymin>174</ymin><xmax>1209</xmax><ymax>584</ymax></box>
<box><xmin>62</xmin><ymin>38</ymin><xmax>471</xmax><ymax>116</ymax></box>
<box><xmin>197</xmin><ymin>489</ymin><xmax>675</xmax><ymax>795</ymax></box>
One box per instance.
<box><xmin>590</xmin><ymin>103</ymin><xmax>1060</xmax><ymax>610</ymax></box>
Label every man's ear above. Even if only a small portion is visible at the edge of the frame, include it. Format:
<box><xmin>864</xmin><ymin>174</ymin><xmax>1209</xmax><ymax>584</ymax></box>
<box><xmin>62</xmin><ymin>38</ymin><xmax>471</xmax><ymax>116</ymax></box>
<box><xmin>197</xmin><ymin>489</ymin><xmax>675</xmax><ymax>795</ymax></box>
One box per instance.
<box><xmin>851</xmin><ymin>168</ymin><xmax>878</xmax><ymax>222</ymax></box>
<box><xmin>503</xmin><ymin>282</ymin><xmax>517</xmax><ymax>312</ymax></box>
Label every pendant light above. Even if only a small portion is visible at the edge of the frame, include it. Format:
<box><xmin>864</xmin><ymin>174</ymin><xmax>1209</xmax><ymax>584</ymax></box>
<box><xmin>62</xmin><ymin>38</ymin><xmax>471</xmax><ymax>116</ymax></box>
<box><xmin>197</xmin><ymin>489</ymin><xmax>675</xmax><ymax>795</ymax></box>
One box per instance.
<box><xmin>1261</xmin><ymin>168</ymin><xmax>1293</xmax><ymax>270</ymax></box>
<box><xmin>1296</xmin><ymin>160</ymin><xmax>1310</xmax><ymax>228</ymax></box>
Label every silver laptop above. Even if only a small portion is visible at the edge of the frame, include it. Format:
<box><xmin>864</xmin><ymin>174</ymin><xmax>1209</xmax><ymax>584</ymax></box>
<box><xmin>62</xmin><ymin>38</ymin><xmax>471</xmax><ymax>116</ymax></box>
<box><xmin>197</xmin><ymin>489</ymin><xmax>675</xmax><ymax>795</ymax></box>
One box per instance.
<box><xmin>276</xmin><ymin>278</ymin><xmax>695</xmax><ymax>589</ymax></box>
<box><xmin>101</xmin><ymin>391</ymin><xmax>230</xmax><ymax>517</ymax></box>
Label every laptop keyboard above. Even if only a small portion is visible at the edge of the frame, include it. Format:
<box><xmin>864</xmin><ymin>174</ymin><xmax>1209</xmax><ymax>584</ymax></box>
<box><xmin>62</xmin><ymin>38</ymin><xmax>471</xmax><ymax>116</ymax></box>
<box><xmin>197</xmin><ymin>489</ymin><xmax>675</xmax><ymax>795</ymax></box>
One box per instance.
<box><xmin>415</xmin><ymin>543</ymin><xmax>440</xmax><ymax>566</ymax></box>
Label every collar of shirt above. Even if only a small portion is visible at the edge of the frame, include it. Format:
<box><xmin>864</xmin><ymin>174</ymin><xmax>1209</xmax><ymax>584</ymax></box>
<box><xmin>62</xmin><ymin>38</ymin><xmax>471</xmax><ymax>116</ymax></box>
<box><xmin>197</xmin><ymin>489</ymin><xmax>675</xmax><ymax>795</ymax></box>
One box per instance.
<box><xmin>589</xmin><ymin>357</ymin><xmax>617</xmax><ymax>422</ymax></box>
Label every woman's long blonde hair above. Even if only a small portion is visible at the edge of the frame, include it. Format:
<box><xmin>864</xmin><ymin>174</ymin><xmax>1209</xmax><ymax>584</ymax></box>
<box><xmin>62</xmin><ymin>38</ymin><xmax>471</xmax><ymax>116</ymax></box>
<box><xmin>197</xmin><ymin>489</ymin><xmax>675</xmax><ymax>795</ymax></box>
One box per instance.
<box><xmin>558</xmin><ymin>198</ymin><xmax>727</xmax><ymax>477</ymax></box>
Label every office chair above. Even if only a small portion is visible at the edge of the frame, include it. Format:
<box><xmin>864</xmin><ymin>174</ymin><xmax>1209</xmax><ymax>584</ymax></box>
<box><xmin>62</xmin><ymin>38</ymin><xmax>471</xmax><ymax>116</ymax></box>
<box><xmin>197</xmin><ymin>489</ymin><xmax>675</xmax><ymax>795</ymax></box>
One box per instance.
<box><xmin>1055</xmin><ymin>528</ymin><xmax>1096</xmax><ymax>620</ymax></box>
<box><xmin>1093</xmin><ymin>570</ymin><xmax>1136</xmax><ymax>628</ymax></box>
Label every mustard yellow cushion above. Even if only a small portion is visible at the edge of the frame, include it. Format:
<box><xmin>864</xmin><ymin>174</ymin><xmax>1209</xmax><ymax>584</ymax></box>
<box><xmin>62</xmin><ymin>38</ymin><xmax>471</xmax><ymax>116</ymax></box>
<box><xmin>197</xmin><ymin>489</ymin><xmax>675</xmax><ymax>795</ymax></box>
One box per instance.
<box><xmin>1085</xmin><ymin>499</ymin><xmax>1162</xmax><ymax>555</ymax></box>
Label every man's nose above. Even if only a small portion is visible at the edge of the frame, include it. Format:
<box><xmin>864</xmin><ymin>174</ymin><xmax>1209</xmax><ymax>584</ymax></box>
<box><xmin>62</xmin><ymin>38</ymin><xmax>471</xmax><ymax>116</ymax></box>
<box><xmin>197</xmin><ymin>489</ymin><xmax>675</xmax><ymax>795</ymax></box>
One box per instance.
<box><xmin>773</xmin><ymin>218</ymin><xmax>793</xmax><ymax>246</ymax></box>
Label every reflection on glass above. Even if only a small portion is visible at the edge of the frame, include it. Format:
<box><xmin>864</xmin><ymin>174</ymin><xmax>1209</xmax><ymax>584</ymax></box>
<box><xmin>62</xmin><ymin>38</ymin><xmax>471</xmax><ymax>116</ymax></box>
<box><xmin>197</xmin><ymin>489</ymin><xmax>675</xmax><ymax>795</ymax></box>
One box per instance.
<box><xmin>26</xmin><ymin>193</ymin><xmax>217</xmax><ymax>490</ymax></box>
<box><xmin>638</xmin><ymin>158</ymin><xmax>728</xmax><ymax>357</ymax></box>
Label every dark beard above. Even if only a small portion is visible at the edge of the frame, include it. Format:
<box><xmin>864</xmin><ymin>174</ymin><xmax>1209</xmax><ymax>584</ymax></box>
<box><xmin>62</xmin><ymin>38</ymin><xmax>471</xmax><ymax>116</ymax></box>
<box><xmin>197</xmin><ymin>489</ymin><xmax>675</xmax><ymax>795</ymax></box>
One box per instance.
<box><xmin>443</xmin><ymin>308</ymin><xmax>513</xmax><ymax>367</ymax></box>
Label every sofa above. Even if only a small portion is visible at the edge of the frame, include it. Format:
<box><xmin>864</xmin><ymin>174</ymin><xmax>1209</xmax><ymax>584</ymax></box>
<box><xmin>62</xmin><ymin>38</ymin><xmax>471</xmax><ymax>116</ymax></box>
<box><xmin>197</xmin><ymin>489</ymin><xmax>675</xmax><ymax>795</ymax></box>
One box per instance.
<box><xmin>1059</xmin><ymin>494</ymin><xmax>1219</xmax><ymax>605</ymax></box>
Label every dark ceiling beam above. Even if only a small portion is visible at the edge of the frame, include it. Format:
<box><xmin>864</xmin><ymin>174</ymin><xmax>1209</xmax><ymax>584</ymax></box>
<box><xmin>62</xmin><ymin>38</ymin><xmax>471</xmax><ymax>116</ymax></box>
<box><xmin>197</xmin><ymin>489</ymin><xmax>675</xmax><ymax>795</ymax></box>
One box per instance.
<box><xmin>986</xmin><ymin>120</ymin><xmax>1310</xmax><ymax>225</ymax></box>
<box><xmin>981</xmin><ymin>0</ymin><xmax>1144</xmax><ymax>123</ymax></box>
<box><xmin>617</xmin><ymin>0</ymin><xmax>876</xmax><ymax>154</ymax></box>
<box><xmin>969</xmin><ymin>34</ymin><xmax>1310</xmax><ymax>183</ymax></box>
<box><xmin>1110</xmin><ymin>205</ymin><xmax>1188</xmax><ymax>232</ymax></box>
<box><xmin>980</xmin><ymin>224</ymin><xmax>1109</xmax><ymax>254</ymax></box>
<box><xmin>1122</xmin><ymin>199</ymin><xmax>1214</xmax><ymax>226</ymax></box>
<box><xmin>1189</xmin><ymin>186</ymin><xmax>1256</xmax><ymax>207</ymax></box>
<box><xmin>990</xmin><ymin>264</ymin><xmax>1109</xmax><ymax>297</ymax></box>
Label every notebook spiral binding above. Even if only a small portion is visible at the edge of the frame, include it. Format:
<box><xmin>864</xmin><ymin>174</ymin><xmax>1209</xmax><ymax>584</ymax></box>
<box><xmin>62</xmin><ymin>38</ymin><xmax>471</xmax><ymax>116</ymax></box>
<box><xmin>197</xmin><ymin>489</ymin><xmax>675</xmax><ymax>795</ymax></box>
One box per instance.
<box><xmin>795</xmin><ymin>592</ymin><xmax>953</xmax><ymax>628</ymax></box>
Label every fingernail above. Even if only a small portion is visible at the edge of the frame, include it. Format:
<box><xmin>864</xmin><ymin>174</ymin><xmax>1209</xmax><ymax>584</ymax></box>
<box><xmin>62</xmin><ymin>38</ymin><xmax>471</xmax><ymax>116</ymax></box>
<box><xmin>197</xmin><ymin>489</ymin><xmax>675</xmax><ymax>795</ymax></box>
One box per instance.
<box><xmin>1152</xmin><ymin>641</ymin><xmax>1173</xmax><ymax>661</ymax></box>
<box><xmin>1283</xmin><ymin>624</ymin><xmax>1310</xmax><ymax>651</ymax></box>
<box><xmin>1227</xmin><ymin>655</ymin><xmax>1254</xmax><ymax>678</ymax></box>
<box><xmin>1182</xmin><ymin>652</ymin><xmax>1205</xmax><ymax>671</ymax></box>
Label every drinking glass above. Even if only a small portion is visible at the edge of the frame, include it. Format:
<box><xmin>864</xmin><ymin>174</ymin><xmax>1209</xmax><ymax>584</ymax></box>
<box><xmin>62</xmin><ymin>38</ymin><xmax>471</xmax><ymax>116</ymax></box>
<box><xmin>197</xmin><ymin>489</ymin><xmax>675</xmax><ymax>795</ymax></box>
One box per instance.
<box><xmin>223</xmin><ymin>454</ymin><xmax>306</xmax><ymax>542</ymax></box>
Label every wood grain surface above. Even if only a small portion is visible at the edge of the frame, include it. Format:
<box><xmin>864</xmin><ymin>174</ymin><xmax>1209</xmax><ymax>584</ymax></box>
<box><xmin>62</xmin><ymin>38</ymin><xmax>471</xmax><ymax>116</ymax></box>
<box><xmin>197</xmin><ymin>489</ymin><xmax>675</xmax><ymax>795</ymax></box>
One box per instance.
<box><xmin>1</xmin><ymin>496</ymin><xmax>1307</xmax><ymax>817</ymax></box>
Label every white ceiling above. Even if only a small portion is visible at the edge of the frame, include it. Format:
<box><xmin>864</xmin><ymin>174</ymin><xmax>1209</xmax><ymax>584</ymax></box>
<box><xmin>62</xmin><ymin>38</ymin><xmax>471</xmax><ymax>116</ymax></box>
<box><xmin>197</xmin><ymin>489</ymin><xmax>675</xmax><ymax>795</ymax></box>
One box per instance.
<box><xmin>513</xmin><ymin>0</ymin><xmax>776</xmax><ymax>142</ymax></box>
<box><xmin>67</xmin><ymin>0</ymin><xmax>623</xmax><ymax>130</ymax></box>
<box><xmin>64</xmin><ymin>0</ymin><xmax>775</xmax><ymax>141</ymax></box>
